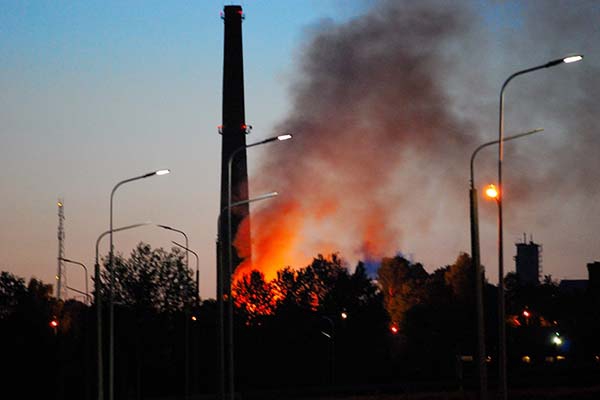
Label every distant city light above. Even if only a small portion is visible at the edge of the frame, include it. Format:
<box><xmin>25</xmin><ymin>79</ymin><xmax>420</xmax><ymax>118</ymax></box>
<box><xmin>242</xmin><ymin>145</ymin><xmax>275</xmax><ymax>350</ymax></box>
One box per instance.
<box><xmin>341</xmin><ymin>312</ymin><xmax>348</xmax><ymax>320</ymax></box>
<box><xmin>552</xmin><ymin>334</ymin><xmax>563</xmax><ymax>346</ymax></box>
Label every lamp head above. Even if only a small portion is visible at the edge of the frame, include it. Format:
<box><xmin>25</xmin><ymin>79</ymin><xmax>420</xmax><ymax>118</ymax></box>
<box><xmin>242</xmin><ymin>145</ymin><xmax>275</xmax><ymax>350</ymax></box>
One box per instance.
<box><xmin>155</xmin><ymin>169</ymin><xmax>170</xmax><ymax>176</ymax></box>
<box><xmin>277</xmin><ymin>134</ymin><xmax>293</xmax><ymax>141</ymax></box>
<box><xmin>563</xmin><ymin>55</ymin><xmax>583</xmax><ymax>64</ymax></box>
<box><xmin>485</xmin><ymin>184</ymin><xmax>499</xmax><ymax>200</ymax></box>
<box><xmin>545</xmin><ymin>54</ymin><xmax>584</xmax><ymax>68</ymax></box>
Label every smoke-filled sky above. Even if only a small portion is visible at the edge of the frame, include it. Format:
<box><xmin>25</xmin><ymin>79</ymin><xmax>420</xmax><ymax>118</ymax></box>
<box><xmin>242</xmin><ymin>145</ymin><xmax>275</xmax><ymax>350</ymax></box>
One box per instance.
<box><xmin>2</xmin><ymin>1</ymin><xmax>599</xmax><ymax>299</ymax></box>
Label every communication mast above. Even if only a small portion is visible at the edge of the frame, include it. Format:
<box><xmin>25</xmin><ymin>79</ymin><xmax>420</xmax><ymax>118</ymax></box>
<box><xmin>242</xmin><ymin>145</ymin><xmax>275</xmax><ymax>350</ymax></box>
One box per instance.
<box><xmin>56</xmin><ymin>199</ymin><xmax>67</xmax><ymax>300</ymax></box>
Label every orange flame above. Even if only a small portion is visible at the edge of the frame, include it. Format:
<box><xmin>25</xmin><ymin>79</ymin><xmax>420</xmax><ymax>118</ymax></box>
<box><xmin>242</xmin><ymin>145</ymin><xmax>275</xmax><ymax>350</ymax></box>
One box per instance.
<box><xmin>233</xmin><ymin>200</ymin><xmax>307</xmax><ymax>281</ymax></box>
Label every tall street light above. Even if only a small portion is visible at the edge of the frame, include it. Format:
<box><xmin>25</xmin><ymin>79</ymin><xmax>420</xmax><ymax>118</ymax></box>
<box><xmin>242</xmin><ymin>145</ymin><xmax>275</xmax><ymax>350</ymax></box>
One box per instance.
<box><xmin>95</xmin><ymin>222</ymin><xmax>151</xmax><ymax>400</ymax></box>
<box><xmin>217</xmin><ymin>191</ymin><xmax>279</xmax><ymax>400</ymax></box>
<box><xmin>156</xmin><ymin>225</ymin><xmax>191</xmax><ymax>400</ymax></box>
<box><xmin>171</xmin><ymin>240</ymin><xmax>200</xmax><ymax>303</ymax></box>
<box><xmin>109</xmin><ymin>169</ymin><xmax>169</xmax><ymax>400</ymax></box>
<box><xmin>224</xmin><ymin>134</ymin><xmax>291</xmax><ymax>400</ymax></box>
<box><xmin>167</xmin><ymin>240</ymin><xmax>198</xmax><ymax>400</ymax></box>
<box><xmin>226</xmin><ymin>133</ymin><xmax>292</xmax><ymax>282</ymax></box>
<box><xmin>320</xmin><ymin>316</ymin><xmax>335</xmax><ymax>386</ymax></box>
<box><xmin>60</xmin><ymin>257</ymin><xmax>90</xmax><ymax>304</ymax></box>
<box><xmin>157</xmin><ymin>225</ymin><xmax>193</xmax><ymax>298</ymax></box>
<box><xmin>497</xmin><ymin>54</ymin><xmax>582</xmax><ymax>400</ymax></box>
<box><xmin>469</xmin><ymin>128</ymin><xmax>542</xmax><ymax>400</ymax></box>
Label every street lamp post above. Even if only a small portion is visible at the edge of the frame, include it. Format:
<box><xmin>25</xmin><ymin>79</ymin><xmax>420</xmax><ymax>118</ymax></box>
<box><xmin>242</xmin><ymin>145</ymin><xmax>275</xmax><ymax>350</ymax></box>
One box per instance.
<box><xmin>320</xmin><ymin>316</ymin><xmax>335</xmax><ymax>386</ymax></box>
<box><xmin>95</xmin><ymin>222</ymin><xmax>151</xmax><ymax>400</ymax></box>
<box><xmin>224</xmin><ymin>134</ymin><xmax>291</xmax><ymax>400</ymax></box>
<box><xmin>109</xmin><ymin>169</ymin><xmax>169</xmax><ymax>400</ymax></box>
<box><xmin>217</xmin><ymin>191</ymin><xmax>279</xmax><ymax>400</ymax></box>
<box><xmin>157</xmin><ymin>225</ymin><xmax>191</xmax><ymax>296</ymax></box>
<box><xmin>171</xmin><ymin>240</ymin><xmax>200</xmax><ymax>300</ymax></box>
<box><xmin>60</xmin><ymin>257</ymin><xmax>90</xmax><ymax>304</ymax></box>
<box><xmin>496</xmin><ymin>55</ymin><xmax>582</xmax><ymax>400</ymax></box>
<box><xmin>156</xmin><ymin>225</ymin><xmax>191</xmax><ymax>400</ymax></box>
<box><xmin>469</xmin><ymin>128</ymin><xmax>542</xmax><ymax>400</ymax></box>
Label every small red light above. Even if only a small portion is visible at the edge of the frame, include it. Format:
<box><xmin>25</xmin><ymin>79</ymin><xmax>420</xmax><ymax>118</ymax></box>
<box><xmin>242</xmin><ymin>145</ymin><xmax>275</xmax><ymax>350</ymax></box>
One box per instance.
<box><xmin>390</xmin><ymin>326</ymin><xmax>399</xmax><ymax>334</ymax></box>
<box><xmin>237</xmin><ymin>10</ymin><xmax>243</xmax><ymax>15</ymax></box>
<box><xmin>241</xmin><ymin>124</ymin><xmax>247</xmax><ymax>130</ymax></box>
<box><xmin>523</xmin><ymin>310</ymin><xmax>531</xmax><ymax>318</ymax></box>
<box><xmin>50</xmin><ymin>320</ymin><xmax>58</xmax><ymax>328</ymax></box>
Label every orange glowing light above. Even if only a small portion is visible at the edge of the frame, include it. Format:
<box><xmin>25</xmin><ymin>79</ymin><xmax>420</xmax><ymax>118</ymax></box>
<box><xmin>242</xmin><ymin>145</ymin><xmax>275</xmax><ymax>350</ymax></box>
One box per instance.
<box><xmin>50</xmin><ymin>319</ymin><xmax>58</xmax><ymax>328</ymax></box>
<box><xmin>523</xmin><ymin>310</ymin><xmax>531</xmax><ymax>318</ymax></box>
<box><xmin>485</xmin><ymin>184</ymin><xmax>499</xmax><ymax>200</ymax></box>
<box><xmin>390</xmin><ymin>325</ymin><xmax>399</xmax><ymax>334</ymax></box>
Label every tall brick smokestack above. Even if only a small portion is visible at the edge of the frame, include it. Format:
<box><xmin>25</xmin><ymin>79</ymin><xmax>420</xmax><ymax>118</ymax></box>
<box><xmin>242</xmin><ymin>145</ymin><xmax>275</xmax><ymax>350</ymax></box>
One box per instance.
<box><xmin>219</xmin><ymin>6</ymin><xmax>249</xmax><ymax>398</ymax></box>
<box><xmin>221</xmin><ymin>5</ymin><xmax>250</xmax><ymax>283</ymax></box>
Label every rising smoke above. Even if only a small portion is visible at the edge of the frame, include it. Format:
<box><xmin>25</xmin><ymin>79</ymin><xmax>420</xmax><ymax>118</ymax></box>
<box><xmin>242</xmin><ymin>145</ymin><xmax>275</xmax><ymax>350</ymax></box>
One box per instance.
<box><xmin>236</xmin><ymin>0</ymin><xmax>600</xmax><ymax>280</ymax></box>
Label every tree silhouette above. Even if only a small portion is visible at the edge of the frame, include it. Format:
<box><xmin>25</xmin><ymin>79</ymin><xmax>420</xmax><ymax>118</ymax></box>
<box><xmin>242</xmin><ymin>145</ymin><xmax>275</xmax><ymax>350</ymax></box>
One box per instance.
<box><xmin>0</xmin><ymin>271</ymin><xmax>27</xmax><ymax>319</ymax></box>
<box><xmin>377</xmin><ymin>255</ymin><xmax>428</xmax><ymax>329</ymax></box>
<box><xmin>100</xmin><ymin>242</ymin><xmax>195</xmax><ymax>313</ymax></box>
<box><xmin>233</xmin><ymin>270</ymin><xmax>276</xmax><ymax>322</ymax></box>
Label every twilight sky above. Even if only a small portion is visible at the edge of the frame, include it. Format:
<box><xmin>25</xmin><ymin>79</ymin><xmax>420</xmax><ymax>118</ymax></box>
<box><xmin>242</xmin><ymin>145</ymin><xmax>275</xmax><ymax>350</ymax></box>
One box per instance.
<box><xmin>1</xmin><ymin>1</ymin><xmax>599</xmax><ymax>300</ymax></box>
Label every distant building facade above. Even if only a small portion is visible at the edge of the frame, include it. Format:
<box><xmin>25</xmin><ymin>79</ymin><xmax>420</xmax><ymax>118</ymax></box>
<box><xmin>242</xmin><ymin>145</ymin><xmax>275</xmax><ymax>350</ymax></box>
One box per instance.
<box><xmin>587</xmin><ymin>261</ymin><xmax>600</xmax><ymax>291</ymax></box>
<box><xmin>558</xmin><ymin>279</ymin><xmax>588</xmax><ymax>293</ymax></box>
<box><xmin>514</xmin><ymin>234</ymin><xmax>542</xmax><ymax>286</ymax></box>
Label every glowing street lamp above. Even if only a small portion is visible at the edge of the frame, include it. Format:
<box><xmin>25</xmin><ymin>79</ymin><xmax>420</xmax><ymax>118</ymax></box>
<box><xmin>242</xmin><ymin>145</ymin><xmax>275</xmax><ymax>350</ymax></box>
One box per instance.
<box><xmin>108</xmin><ymin>169</ymin><xmax>169</xmax><ymax>400</ymax></box>
<box><xmin>469</xmin><ymin>128</ymin><xmax>542</xmax><ymax>400</ymax></box>
<box><xmin>485</xmin><ymin>184</ymin><xmax>499</xmax><ymax>200</ymax></box>
<box><xmin>225</xmin><ymin>134</ymin><xmax>292</xmax><ymax>285</ymax></box>
<box><xmin>496</xmin><ymin>53</ymin><xmax>582</xmax><ymax>400</ymax></box>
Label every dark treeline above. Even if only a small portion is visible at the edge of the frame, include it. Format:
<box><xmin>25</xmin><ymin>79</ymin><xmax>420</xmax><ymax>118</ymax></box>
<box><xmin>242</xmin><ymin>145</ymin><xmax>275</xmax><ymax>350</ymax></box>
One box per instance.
<box><xmin>2</xmin><ymin>244</ymin><xmax>600</xmax><ymax>399</ymax></box>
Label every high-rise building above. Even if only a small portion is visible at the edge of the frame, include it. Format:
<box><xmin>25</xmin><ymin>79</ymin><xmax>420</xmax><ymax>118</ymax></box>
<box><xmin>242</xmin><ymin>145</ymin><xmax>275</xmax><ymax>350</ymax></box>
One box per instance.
<box><xmin>514</xmin><ymin>234</ymin><xmax>542</xmax><ymax>286</ymax></box>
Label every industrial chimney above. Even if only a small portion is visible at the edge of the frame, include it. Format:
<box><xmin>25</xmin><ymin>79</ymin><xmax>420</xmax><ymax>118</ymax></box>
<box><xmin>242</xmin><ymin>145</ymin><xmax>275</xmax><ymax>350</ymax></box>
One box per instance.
<box><xmin>220</xmin><ymin>5</ymin><xmax>250</xmax><ymax>281</ymax></box>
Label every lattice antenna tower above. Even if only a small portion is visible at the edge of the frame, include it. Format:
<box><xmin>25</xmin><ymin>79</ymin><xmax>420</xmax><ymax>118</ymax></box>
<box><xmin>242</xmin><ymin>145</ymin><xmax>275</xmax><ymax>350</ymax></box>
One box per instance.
<box><xmin>56</xmin><ymin>199</ymin><xmax>67</xmax><ymax>300</ymax></box>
